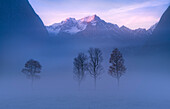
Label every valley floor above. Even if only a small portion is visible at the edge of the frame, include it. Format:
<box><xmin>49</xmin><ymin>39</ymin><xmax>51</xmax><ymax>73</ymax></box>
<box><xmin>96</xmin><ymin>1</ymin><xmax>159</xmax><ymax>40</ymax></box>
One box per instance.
<box><xmin>1</xmin><ymin>91</ymin><xmax>170</xmax><ymax>109</ymax></box>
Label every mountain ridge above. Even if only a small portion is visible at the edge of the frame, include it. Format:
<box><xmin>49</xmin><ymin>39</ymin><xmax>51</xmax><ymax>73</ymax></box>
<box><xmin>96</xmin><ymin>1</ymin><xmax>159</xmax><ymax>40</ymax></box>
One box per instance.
<box><xmin>151</xmin><ymin>6</ymin><xmax>170</xmax><ymax>43</ymax></box>
<box><xmin>47</xmin><ymin>15</ymin><xmax>156</xmax><ymax>39</ymax></box>
<box><xmin>0</xmin><ymin>0</ymin><xmax>48</xmax><ymax>37</ymax></box>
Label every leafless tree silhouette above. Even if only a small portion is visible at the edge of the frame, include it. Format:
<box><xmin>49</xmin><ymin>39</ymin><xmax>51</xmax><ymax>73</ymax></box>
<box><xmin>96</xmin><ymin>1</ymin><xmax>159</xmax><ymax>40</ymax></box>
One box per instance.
<box><xmin>88</xmin><ymin>48</ymin><xmax>103</xmax><ymax>89</ymax></box>
<box><xmin>109</xmin><ymin>48</ymin><xmax>126</xmax><ymax>86</ymax></box>
<box><xmin>73</xmin><ymin>53</ymin><xmax>88</xmax><ymax>89</ymax></box>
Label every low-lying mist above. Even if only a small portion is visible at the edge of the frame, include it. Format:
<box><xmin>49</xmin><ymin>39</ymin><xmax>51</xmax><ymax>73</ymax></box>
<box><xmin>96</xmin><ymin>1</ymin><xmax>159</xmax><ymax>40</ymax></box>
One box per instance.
<box><xmin>0</xmin><ymin>36</ymin><xmax>170</xmax><ymax>109</ymax></box>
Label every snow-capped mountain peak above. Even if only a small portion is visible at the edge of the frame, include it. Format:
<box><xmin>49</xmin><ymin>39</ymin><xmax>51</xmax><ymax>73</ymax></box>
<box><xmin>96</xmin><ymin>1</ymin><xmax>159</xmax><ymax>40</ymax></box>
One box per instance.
<box><xmin>62</xmin><ymin>18</ymin><xmax>77</xmax><ymax>24</ymax></box>
<box><xmin>80</xmin><ymin>15</ymin><xmax>101</xmax><ymax>23</ymax></box>
<box><xmin>47</xmin><ymin>17</ymin><xmax>87</xmax><ymax>35</ymax></box>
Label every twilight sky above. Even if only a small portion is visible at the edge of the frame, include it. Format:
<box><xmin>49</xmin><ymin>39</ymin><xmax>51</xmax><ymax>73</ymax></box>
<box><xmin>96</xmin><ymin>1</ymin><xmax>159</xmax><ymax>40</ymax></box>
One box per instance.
<box><xmin>29</xmin><ymin>0</ymin><xmax>170</xmax><ymax>29</ymax></box>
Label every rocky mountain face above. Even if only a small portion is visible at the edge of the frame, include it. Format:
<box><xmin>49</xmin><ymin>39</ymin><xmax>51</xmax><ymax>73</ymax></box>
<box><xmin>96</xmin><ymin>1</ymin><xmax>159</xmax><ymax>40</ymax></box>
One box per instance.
<box><xmin>152</xmin><ymin>6</ymin><xmax>170</xmax><ymax>43</ymax></box>
<box><xmin>0</xmin><ymin>0</ymin><xmax>48</xmax><ymax>37</ymax></box>
<box><xmin>47</xmin><ymin>15</ymin><xmax>154</xmax><ymax>39</ymax></box>
<box><xmin>0</xmin><ymin>0</ymin><xmax>49</xmax><ymax>71</ymax></box>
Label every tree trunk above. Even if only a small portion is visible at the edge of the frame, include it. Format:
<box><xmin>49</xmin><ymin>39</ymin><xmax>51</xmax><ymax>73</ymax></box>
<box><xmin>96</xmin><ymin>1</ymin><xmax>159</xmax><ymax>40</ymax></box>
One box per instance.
<box><xmin>117</xmin><ymin>78</ymin><xmax>120</xmax><ymax>87</ymax></box>
<box><xmin>78</xmin><ymin>81</ymin><xmax>81</xmax><ymax>91</ymax></box>
<box><xmin>31</xmin><ymin>76</ymin><xmax>34</xmax><ymax>89</ymax></box>
<box><xmin>94</xmin><ymin>77</ymin><xmax>96</xmax><ymax>90</ymax></box>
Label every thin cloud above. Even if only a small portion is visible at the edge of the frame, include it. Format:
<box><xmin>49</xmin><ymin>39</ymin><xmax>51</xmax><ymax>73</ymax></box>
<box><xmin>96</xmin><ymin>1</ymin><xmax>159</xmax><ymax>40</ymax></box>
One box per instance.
<box><xmin>107</xmin><ymin>0</ymin><xmax>169</xmax><ymax>14</ymax></box>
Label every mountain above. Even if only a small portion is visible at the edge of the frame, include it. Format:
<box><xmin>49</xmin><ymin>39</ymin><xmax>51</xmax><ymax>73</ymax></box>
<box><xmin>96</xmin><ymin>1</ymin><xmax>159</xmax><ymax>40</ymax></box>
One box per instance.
<box><xmin>0</xmin><ymin>0</ymin><xmax>49</xmax><ymax>72</ymax></box>
<box><xmin>75</xmin><ymin>15</ymin><xmax>121</xmax><ymax>38</ymax></box>
<box><xmin>152</xmin><ymin>6</ymin><xmax>170</xmax><ymax>43</ymax></box>
<box><xmin>120</xmin><ymin>26</ymin><xmax>151</xmax><ymax>38</ymax></box>
<box><xmin>47</xmin><ymin>18</ymin><xmax>86</xmax><ymax>35</ymax></box>
<box><xmin>47</xmin><ymin>15</ymin><xmax>154</xmax><ymax>39</ymax></box>
<box><xmin>0</xmin><ymin>0</ymin><xmax>48</xmax><ymax>37</ymax></box>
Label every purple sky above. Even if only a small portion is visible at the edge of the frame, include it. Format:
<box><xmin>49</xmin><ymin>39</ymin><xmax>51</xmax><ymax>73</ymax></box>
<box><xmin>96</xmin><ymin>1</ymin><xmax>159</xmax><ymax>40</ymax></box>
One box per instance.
<box><xmin>29</xmin><ymin>0</ymin><xmax>169</xmax><ymax>29</ymax></box>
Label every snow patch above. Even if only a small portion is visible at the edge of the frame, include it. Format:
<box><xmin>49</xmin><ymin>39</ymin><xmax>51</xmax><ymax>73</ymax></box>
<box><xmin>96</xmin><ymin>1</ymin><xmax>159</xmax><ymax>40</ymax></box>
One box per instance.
<box><xmin>64</xmin><ymin>26</ymin><xmax>81</xmax><ymax>34</ymax></box>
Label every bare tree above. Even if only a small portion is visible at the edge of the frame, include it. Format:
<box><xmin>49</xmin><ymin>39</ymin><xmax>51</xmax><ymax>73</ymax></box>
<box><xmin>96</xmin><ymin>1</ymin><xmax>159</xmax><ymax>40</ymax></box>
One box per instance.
<box><xmin>22</xmin><ymin>59</ymin><xmax>41</xmax><ymax>87</ymax></box>
<box><xmin>88</xmin><ymin>48</ymin><xmax>103</xmax><ymax>89</ymax></box>
<box><xmin>73</xmin><ymin>53</ymin><xmax>88</xmax><ymax>89</ymax></box>
<box><xmin>108</xmin><ymin>48</ymin><xmax>126</xmax><ymax>86</ymax></box>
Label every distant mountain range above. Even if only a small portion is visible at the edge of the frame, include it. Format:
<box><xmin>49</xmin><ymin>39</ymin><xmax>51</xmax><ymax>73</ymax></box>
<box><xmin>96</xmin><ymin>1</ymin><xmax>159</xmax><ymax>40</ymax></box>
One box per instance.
<box><xmin>47</xmin><ymin>15</ymin><xmax>157</xmax><ymax>39</ymax></box>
